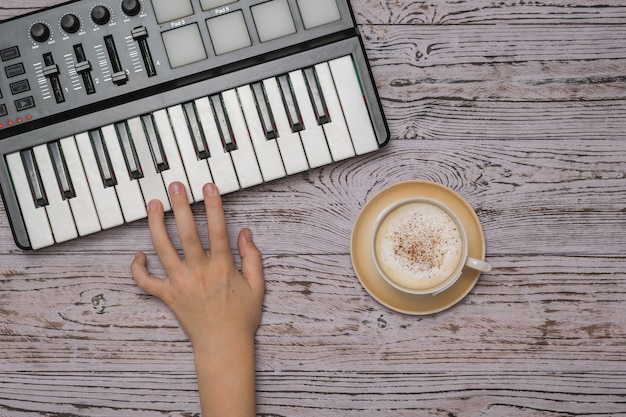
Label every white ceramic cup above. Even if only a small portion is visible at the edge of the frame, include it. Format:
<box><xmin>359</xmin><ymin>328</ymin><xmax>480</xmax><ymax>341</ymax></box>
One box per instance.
<box><xmin>371</xmin><ymin>197</ymin><xmax>491</xmax><ymax>296</ymax></box>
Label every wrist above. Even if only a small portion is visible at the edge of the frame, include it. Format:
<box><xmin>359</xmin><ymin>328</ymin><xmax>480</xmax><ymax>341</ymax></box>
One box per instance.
<box><xmin>193</xmin><ymin>330</ymin><xmax>257</xmax><ymax>417</ymax></box>
<box><xmin>191</xmin><ymin>326</ymin><xmax>256</xmax><ymax>353</ymax></box>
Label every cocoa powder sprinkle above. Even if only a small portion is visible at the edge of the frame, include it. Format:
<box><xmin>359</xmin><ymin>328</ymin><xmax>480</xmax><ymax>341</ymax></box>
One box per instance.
<box><xmin>377</xmin><ymin>203</ymin><xmax>463</xmax><ymax>287</ymax></box>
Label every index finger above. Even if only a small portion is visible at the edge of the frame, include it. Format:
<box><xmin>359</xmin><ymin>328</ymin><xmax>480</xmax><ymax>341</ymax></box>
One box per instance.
<box><xmin>203</xmin><ymin>183</ymin><xmax>233</xmax><ymax>261</ymax></box>
<box><xmin>147</xmin><ymin>198</ymin><xmax>180</xmax><ymax>272</ymax></box>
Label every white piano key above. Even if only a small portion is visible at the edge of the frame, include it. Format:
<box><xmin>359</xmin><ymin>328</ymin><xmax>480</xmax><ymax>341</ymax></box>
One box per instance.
<box><xmin>6</xmin><ymin>153</ymin><xmax>54</xmax><ymax>249</ymax></box>
<box><xmin>289</xmin><ymin>69</ymin><xmax>333</xmax><ymax>168</ymax></box>
<box><xmin>127</xmin><ymin>117</ymin><xmax>171</xmax><ymax>211</ymax></box>
<box><xmin>194</xmin><ymin>97</ymin><xmax>240</xmax><ymax>194</ymax></box>
<box><xmin>314</xmin><ymin>62</ymin><xmax>356</xmax><ymax>161</ymax></box>
<box><xmin>101</xmin><ymin>125</ymin><xmax>147</xmax><ymax>222</ymax></box>
<box><xmin>221</xmin><ymin>89</ymin><xmax>264</xmax><ymax>188</ymax></box>
<box><xmin>263</xmin><ymin>77</ymin><xmax>309</xmax><ymax>175</ymax></box>
<box><xmin>33</xmin><ymin>144</ymin><xmax>78</xmax><ymax>243</ymax></box>
<box><xmin>75</xmin><ymin>132</ymin><xmax>124</xmax><ymax>229</ymax></box>
<box><xmin>168</xmin><ymin>105</ymin><xmax>213</xmax><ymax>201</ymax></box>
<box><xmin>237</xmin><ymin>85</ymin><xmax>286</xmax><ymax>182</ymax></box>
<box><xmin>328</xmin><ymin>56</ymin><xmax>379</xmax><ymax>155</ymax></box>
<box><xmin>152</xmin><ymin>110</ymin><xmax>194</xmax><ymax>202</ymax></box>
<box><xmin>59</xmin><ymin>137</ymin><xmax>102</xmax><ymax>236</ymax></box>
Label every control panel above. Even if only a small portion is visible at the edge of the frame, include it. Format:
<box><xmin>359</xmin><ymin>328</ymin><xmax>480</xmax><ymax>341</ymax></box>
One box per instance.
<box><xmin>0</xmin><ymin>0</ymin><xmax>355</xmax><ymax>139</ymax></box>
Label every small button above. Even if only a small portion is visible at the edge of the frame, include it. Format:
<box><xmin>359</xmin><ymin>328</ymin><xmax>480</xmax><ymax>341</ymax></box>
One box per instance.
<box><xmin>10</xmin><ymin>80</ymin><xmax>31</xmax><ymax>95</ymax></box>
<box><xmin>161</xmin><ymin>24</ymin><xmax>207</xmax><ymax>68</ymax></box>
<box><xmin>152</xmin><ymin>0</ymin><xmax>193</xmax><ymax>24</ymax></box>
<box><xmin>297</xmin><ymin>0</ymin><xmax>341</xmax><ymax>29</ymax></box>
<box><xmin>15</xmin><ymin>96</ymin><xmax>35</xmax><ymax>112</ymax></box>
<box><xmin>201</xmin><ymin>0</ymin><xmax>237</xmax><ymax>10</ymax></box>
<box><xmin>1</xmin><ymin>46</ymin><xmax>20</xmax><ymax>61</ymax></box>
<box><xmin>252</xmin><ymin>0</ymin><xmax>296</xmax><ymax>43</ymax></box>
<box><xmin>207</xmin><ymin>11</ymin><xmax>251</xmax><ymax>55</ymax></box>
<box><xmin>5</xmin><ymin>63</ymin><xmax>26</xmax><ymax>78</ymax></box>
<box><xmin>0</xmin><ymin>104</ymin><xmax>7</xmax><ymax>117</ymax></box>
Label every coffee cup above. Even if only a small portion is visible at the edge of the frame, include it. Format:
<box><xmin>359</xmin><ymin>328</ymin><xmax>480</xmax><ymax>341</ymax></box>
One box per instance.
<box><xmin>371</xmin><ymin>197</ymin><xmax>491</xmax><ymax>295</ymax></box>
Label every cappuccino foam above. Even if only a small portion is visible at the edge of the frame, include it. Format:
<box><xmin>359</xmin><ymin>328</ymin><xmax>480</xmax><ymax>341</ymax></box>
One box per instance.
<box><xmin>375</xmin><ymin>202</ymin><xmax>464</xmax><ymax>290</ymax></box>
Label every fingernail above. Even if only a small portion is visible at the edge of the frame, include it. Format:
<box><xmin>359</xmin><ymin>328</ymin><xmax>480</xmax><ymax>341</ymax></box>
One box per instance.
<box><xmin>170</xmin><ymin>182</ymin><xmax>184</xmax><ymax>195</ymax></box>
<box><xmin>244</xmin><ymin>228</ymin><xmax>253</xmax><ymax>243</ymax></box>
<box><xmin>204</xmin><ymin>183</ymin><xmax>218</xmax><ymax>196</ymax></box>
<box><xmin>148</xmin><ymin>201</ymin><xmax>159</xmax><ymax>212</ymax></box>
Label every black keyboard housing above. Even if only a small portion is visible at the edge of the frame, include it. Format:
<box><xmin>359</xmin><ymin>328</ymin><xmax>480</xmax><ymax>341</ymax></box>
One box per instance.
<box><xmin>0</xmin><ymin>0</ymin><xmax>388</xmax><ymax>249</ymax></box>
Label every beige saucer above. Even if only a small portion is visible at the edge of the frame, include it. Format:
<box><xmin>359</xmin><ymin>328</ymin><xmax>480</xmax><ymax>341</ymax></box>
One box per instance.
<box><xmin>350</xmin><ymin>181</ymin><xmax>487</xmax><ymax>315</ymax></box>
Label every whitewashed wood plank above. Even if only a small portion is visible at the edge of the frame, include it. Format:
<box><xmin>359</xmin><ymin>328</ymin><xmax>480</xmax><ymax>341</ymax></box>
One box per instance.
<box><xmin>352</xmin><ymin>0</ymin><xmax>626</xmax><ymax>25</ymax></box>
<box><xmin>1</xmin><ymin>369</ymin><xmax>625</xmax><ymax>416</ymax></box>
<box><xmin>1</xmin><ymin>254</ymin><xmax>624</xmax><ymax>366</ymax></box>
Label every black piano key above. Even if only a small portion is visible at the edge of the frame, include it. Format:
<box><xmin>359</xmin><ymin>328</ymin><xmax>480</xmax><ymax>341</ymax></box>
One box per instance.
<box><xmin>20</xmin><ymin>149</ymin><xmax>48</xmax><ymax>207</ymax></box>
<box><xmin>210</xmin><ymin>94</ymin><xmax>238</xmax><ymax>152</ymax></box>
<box><xmin>141</xmin><ymin>114</ymin><xmax>169</xmax><ymax>172</ymax></box>
<box><xmin>115</xmin><ymin>121</ymin><xmax>143</xmax><ymax>179</ymax></box>
<box><xmin>251</xmin><ymin>82</ymin><xmax>278</xmax><ymax>140</ymax></box>
<box><xmin>303</xmin><ymin>67</ymin><xmax>331</xmax><ymax>125</ymax></box>
<box><xmin>277</xmin><ymin>74</ymin><xmax>304</xmax><ymax>133</ymax></box>
<box><xmin>183</xmin><ymin>102</ymin><xmax>210</xmax><ymax>160</ymax></box>
<box><xmin>89</xmin><ymin>129</ymin><xmax>117</xmax><ymax>187</ymax></box>
<box><xmin>48</xmin><ymin>141</ymin><xmax>76</xmax><ymax>199</ymax></box>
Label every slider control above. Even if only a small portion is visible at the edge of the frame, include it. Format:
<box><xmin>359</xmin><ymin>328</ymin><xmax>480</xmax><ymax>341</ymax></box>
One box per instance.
<box><xmin>104</xmin><ymin>35</ymin><xmax>129</xmax><ymax>85</ymax></box>
<box><xmin>73</xmin><ymin>44</ymin><xmax>96</xmax><ymax>94</ymax></box>
<box><xmin>43</xmin><ymin>53</ymin><xmax>65</xmax><ymax>103</ymax></box>
<box><xmin>131</xmin><ymin>26</ymin><xmax>157</xmax><ymax>77</ymax></box>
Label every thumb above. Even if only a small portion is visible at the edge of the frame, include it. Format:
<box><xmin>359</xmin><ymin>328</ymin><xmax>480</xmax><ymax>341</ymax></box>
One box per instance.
<box><xmin>238</xmin><ymin>228</ymin><xmax>264</xmax><ymax>294</ymax></box>
<box><xmin>131</xmin><ymin>252</ymin><xmax>168</xmax><ymax>300</ymax></box>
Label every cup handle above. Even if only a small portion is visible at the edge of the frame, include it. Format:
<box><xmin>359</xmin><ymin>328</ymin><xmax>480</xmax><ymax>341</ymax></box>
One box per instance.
<box><xmin>465</xmin><ymin>257</ymin><xmax>492</xmax><ymax>273</ymax></box>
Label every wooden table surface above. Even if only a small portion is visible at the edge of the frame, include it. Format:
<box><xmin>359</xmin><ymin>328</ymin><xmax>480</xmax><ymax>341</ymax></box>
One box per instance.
<box><xmin>1</xmin><ymin>1</ymin><xmax>625</xmax><ymax>416</ymax></box>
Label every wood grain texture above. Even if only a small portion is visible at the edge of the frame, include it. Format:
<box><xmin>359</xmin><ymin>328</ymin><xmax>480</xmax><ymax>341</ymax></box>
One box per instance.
<box><xmin>1</xmin><ymin>0</ymin><xmax>626</xmax><ymax>416</ymax></box>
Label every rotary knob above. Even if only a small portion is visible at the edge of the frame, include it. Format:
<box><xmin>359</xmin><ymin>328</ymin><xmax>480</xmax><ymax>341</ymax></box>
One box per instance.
<box><xmin>91</xmin><ymin>6</ymin><xmax>111</xmax><ymax>25</ymax></box>
<box><xmin>122</xmin><ymin>0</ymin><xmax>142</xmax><ymax>16</ymax></box>
<box><xmin>61</xmin><ymin>14</ymin><xmax>81</xmax><ymax>33</ymax></box>
<box><xmin>31</xmin><ymin>22</ymin><xmax>51</xmax><ymax>42</ymax></box>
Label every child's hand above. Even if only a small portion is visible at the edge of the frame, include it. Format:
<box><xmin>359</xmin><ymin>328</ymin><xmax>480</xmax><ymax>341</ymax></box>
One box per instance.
<box><xmin>131</xmin><ymin>181</ymin><xmax>265</xmax><ymax>347</ymax></box>
<box><xmin>130</xmin><ymin>181</ymin><xmax>264</xmax><ymax>416</ymax></box>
